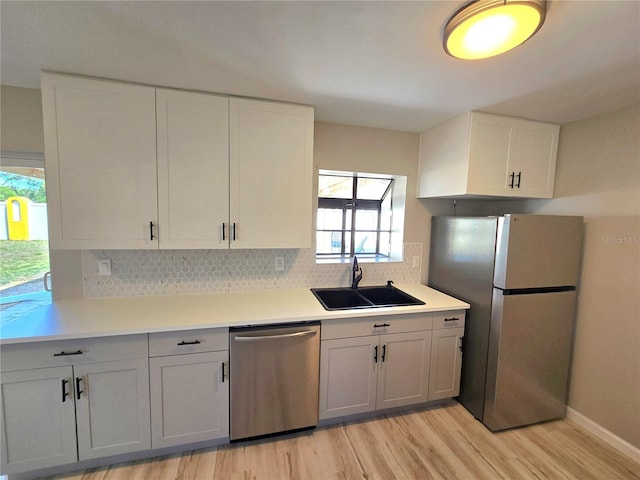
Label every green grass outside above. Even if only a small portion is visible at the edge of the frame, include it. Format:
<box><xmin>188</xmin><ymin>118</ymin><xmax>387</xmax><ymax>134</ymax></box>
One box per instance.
<box><xmin>0</xmin><ymin>240</ymin><xmax>50</xmax><ymax>287</ymax></box>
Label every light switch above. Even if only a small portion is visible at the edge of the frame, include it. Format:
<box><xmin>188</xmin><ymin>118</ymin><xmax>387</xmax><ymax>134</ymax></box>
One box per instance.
<box><xmin>98</xmin><ymin>259</ymin><xmax>112</xmax><ymax>276</ymax></box>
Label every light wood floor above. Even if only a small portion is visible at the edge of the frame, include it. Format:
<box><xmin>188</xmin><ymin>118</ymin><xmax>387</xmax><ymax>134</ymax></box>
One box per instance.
<box><xmin>47</xmin><ymin>402</ymin><xmax>639</xmax><ymax>480</ymax></box>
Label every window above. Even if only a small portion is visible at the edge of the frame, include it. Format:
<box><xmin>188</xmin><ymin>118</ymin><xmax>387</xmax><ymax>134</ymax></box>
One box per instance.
<box><xmin>316</xmin><ymin>170</ymin><xmax>406</xmax><ymax>262</ymax></box>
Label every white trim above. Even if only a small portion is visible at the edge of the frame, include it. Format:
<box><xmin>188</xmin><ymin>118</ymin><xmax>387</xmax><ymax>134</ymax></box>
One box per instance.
<box><xmin>565</xmin><ymin>407</ymin><xmax>640</xmax><ymax>463</ymax></box>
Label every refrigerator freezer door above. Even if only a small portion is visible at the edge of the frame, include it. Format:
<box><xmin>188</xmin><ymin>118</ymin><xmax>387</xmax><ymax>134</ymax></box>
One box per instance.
<box><xmin>483</xmin><ymin>289</ymin><xmax>576</xmax><ymax>431</ymax></box>
<box><xmin>494</xmin><ymin>215</ymin><xmax>583</xmax><ymax>290</ymax></box>
<box><xmin>429</xmin><ymin>216</ymin><xmax>498</xmax><ymax>420</ymax></box>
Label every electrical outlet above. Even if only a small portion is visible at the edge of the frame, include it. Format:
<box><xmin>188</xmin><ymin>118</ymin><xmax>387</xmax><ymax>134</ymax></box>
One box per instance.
<box><xmin>98</xmin><ymin>258</ymin><xmax>112</xmax><ymax>276</ymax></box>
<box><xmin>275</xmin><ymin>256</ymin><xmax>285</xmax><ymax>272</ymax></box>
<box><xmin>412</xmin><ymin>256</ymin><xmax>420</xmax><ymax>269</ymax></box>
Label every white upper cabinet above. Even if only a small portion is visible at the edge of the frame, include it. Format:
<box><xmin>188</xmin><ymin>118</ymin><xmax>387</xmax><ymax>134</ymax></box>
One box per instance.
<box><xmin>156</xmin><ymin>89</ymin><xmax>229</xmax><ymax>249</ymax></box>
<box><xmin>417</xmin><ymin>112</ymin><xmax>559</xmax><ymax>199</ymax></box>
<box><xmin>42</xmin><ymin>73</ymin><xmax>314</xmax><ymax>249</ymax></box>
<box><xmin>42</xmin><ymin>73</ymin><xmax>158</xmax><ymax>249</ymax></box>
<box><xmin>229</xmin><ymin>98</ymin><xmax>314</xmax><ymax>249</ymax></box>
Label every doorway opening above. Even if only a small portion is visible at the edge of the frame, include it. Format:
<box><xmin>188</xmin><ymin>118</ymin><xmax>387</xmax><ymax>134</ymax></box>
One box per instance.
<box><xmin>0</xmin><ymin>151</ymin><xmax>51</xmax><ymax>325</ymax></box>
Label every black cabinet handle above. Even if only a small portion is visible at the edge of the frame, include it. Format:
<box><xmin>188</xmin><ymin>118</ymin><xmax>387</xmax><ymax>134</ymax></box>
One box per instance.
<box><xmin>459</xmin><ymin>336</ymin><xmax>465</xmax><ymax>352</ymax></box>
<box><xmin>515</xmin><ymin>172</ymin><xmax>522</xmax><ymax>188</ymax></box>
<box><xmin>373</xmin><ymin>323</ymin><xmax>390</xmax><ymax>328</ymax></box>
<box><xmin>444</xmin><ymin>317</ymin><xmax>459</xmax><ymax>322</ymax></box>
<box><xmin>381</xmin><ymin>344</ymin><xmax>386</xmax><ymax>363</ymax></box>
<box><xmin>76</xmin><ymin>377</ymin><xmax>83</xmax><ymax>400</ymax></box>
<box><xmin>222</xmin><ymin>223</ymin><xmax>226</xmax><ymax>241</ymax></box>
<box><xmin>177</xmin><ymin>340</ymin><xmax>201</xmax><ymax>346</ymax></box>
<box><xmin>373</xmin><ymin>345</ymin><xmax>378</xmax><ymax>363</ymax></box>
<box><xmin>221</xmin><ymin>362</ymin><xmax>226</xmax><ymax>383</ymax></box>
<box><xmin>509</xmin><ymin>172</ymin><xmax>515</xmax><ymax>188</ymax></box>
<box><xmin>149</xmin><ymin>221</ymin><xmax>155</xmax><ymax>241</ymax></box>
<box><xmin>232</xmin><ymin>222</ymin><xmax>237</xmax><ymax>241</ymax></box>
<box><xmin>62</xmin><ymin>379</ymin><xmax>69</xmax><ymax>402</ymax></box>
<box><xmin>53</xmin><ymin>350</ymin><xmax>83</xmax><ymax>357</ymax></box>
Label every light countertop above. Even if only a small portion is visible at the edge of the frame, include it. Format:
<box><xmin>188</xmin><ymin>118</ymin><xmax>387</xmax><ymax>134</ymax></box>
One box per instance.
<box><xmin>0</xmin><ymin>283</ymin><xmax>469</xmax><ymax>344</ymax></box>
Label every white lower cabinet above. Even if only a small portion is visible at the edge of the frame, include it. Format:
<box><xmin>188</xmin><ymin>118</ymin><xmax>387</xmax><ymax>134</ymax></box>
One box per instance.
<box><xmin>149</xmin><ymin>329</ymin><xmax>229</xmax><ymax>449</ymax></box>
<box><xmin>319</xmin><ymin>315</ymin><xmax>432</xmax><ymax>420</ymax></box>
<box><xmin>0</xmin><ymin>367</ymin><xmax>78</xmax><ymax>474</ymax></box>
<box><xmin>75</xmin><ymin>359</ymin><xmax>151</xmax><ymax>460</ymax></box>
<box><xmin>377</xmin><ymin>331</ymin><xmax>432</xmax><ymax>410</ymax></box>
<box><xmin>0</xmin><ymin>336</ymin><xmax>151</xmax><ymax>475</ymax></box>
<box><xmin>428</xmin><ymin>327</ymin><xmax>464</xmax><ymax>401</ymax></box>
<box><xmin>428</xmin><ymin>312</ymin><xmax>466</xmax><ymax>401</ymax></box>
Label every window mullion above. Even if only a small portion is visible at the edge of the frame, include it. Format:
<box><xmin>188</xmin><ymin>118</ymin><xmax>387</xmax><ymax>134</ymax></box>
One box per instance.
<box><xmin>350</xmin><ymin>175</ymin><xmax>358</xmax><ymax>256</ymax></box>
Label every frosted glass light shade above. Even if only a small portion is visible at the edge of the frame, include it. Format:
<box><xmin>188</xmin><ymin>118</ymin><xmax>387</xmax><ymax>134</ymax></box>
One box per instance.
<box><xmin>444</xmin><ymin>0</ymin><xmax>547</xmax><ymax>60</ymax></box>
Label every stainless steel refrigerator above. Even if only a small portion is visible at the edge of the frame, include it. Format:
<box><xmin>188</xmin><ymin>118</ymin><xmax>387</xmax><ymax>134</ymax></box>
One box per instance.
<box><xmin>429</xmin><ymin>214</ymin><xmax>583</xmax><ymax>431</ymax></box>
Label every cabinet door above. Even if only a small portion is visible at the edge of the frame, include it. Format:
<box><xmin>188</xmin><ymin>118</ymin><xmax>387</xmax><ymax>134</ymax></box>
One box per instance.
<box><xmin>512</xmin><ymin>120</ymin><xmax>559</xmax><ymax>198</ymax></box>
<box><xmin>74</xmin><ymin>359</ymin><xmax>151</xmax><ymax>460</ymax></box>
<box><xmin>428</xmin><ymin>327</ymin><xmax>464</xmax><ymax>401</ymax></box>
<box><xmin>467</xmin><ymin>112</ymin><xmax>517</xmax><ymax>196</ymax></box>
<box><xmin>376</xmin><ymin>331</ymin><xmax>431</xmax><ymax>410</ymax></box>
<box><xmin>41</xmin><ymin>73</ymin><xmax>158</xmax><ymax>249</ymax></box>
<box><xmin>229</xmin><ymin>98</ymin><xmax>314</xmax><ymax>248</ymax></box>
<box><xmin>156</xmin><ymin>89</ymin><xmax>230</xmax><ymax>249</ymax></box>
<box><xmin>0</xmin><ymin>367</ymin><xmax>77</xmax><ymax>475</ymax></box>
<box><xmin>150</xmin><ymin>351</ymin><xmax>229</xmax><ymax>448</ymax></box>
<box><xmin>319</xmin><ymin>336</ymin><xmax>378</xmax><ymax>420</ymax></box>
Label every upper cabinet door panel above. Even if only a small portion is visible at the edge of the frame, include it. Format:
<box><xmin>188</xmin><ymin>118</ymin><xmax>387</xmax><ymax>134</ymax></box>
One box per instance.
<box><xmin>229</xmin><ymin>99</ymin><xmax>314</xmax><ymax>249</ymax></box>
<box><xmin>467</xmin><ymin>113</ymin><xmax>517</xmax><ymax>196</ymax></box>
<box><xmin>42</xmin><ymin>74</ymin><xmax>158</xmax><ymax>249</ymax></box>
<box><xmin>156</xmin><ymin>89</ymin><xmax>229</xmax><ymax>249</ymax></box>
<box><xmin>513</xmin><ymin>120</ymin><xmax>559</xmax><ymax>198</ymax></box>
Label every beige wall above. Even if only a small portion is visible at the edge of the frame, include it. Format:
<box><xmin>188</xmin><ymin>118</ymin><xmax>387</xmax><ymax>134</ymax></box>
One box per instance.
<box><xmin>0</xmin><ymin>85</ymin><xmax>45</xmax><ymax>152</ymax></box>
<box><xmin>313</xmin><ymin>122</ymin><xmax>429</xmax><ymax>278</ymax></box>
<box><xmin>522</xmin><ymin>104</ymin><xmax>640</xmax><ymax>448</ymax></box>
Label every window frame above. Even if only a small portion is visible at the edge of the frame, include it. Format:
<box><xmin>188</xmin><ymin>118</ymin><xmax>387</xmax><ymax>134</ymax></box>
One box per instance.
<box><xmin>316</xmin><ymin>172</ymin><xmax>394</xmax><ymax>259</ymax></box>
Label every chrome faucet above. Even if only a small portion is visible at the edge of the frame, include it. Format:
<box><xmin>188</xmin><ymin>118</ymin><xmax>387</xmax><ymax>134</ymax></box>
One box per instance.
<box><xmin>351</xmin><ymin>255</ymin><xmax>363</xmax><ymax>289</ymax></box>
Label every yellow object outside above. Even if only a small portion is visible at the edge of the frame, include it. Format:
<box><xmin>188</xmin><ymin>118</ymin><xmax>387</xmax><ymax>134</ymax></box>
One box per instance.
<box><xmin>6</xmin><ymin>196</ymin><xmax>30</xmax><ymax>240</ymax></box>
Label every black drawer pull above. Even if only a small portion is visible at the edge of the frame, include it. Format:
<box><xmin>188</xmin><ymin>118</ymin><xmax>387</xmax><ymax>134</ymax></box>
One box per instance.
<box><xmin>76</xmin><ymin>377</ymin><xmax>83</xmax><ymax>400</ymax></box>
<box><xmin>61</xmin><ymin>379</ymin><xmax>69</xmax><ymax>402</ymax></box>
<box><xmin>444</xmin><ymin>317</ymin><xmax>460</xmax><ymax>322</ymax></box>
<box><xmin>373</xmin><ymin>323</ymin><xmax>390</xmax><ymax>328</ymax></box>
<box><xmin>177</xmin><ymin>340</ymin><xmax>201</xmax><ymax>346</ymax></box>
<box><xmin>53</xmin><ymin>350</ymin><xmax>83</xmax><ymax>357</ymax></box>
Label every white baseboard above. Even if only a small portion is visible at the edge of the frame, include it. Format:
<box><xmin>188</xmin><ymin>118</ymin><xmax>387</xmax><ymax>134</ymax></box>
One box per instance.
<box><xmin>566</xmin><ymin>407</ymin><xmax>640</xmax><ymax>464</ymax></box>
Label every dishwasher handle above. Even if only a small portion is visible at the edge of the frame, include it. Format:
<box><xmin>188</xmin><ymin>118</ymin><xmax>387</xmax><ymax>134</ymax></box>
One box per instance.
<box><xmin>233</xmin><ymin>330</ymin><xmax>317</xmax><ymax>342</ymax></box>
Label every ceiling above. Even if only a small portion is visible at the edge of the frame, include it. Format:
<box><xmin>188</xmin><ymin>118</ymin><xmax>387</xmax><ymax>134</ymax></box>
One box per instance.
<box><xmin>1</xmin><ymin>1</ymin><xmax>639</xmax><ymax>132</ymax></box>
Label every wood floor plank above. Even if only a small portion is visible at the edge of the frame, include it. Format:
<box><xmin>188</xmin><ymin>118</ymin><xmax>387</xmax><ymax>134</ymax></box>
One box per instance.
<box><xmin>38</xmin><ymin>403</ymin><xmax>639</xmax><ymax>480</ymax></box>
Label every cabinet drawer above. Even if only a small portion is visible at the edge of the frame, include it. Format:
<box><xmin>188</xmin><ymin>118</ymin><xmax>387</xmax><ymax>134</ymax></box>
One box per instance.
<box><xmin>321</xmin><ymin>314</ymin><xmax>432</xmax><ymax>340</ymax></box>
<box><xmin>149</xmin><ymin>328</ymin><xmax>228</xmax><ymax>357</ymax></box>
<box><xmin>432</xmin><ymin>311</ymin><xmax>466</xmax><ymax>329</ymax></box>
<box><xmin>0</xmin><ymin>335</ymin><xmax>148</xmax><ymax>372</ymax></box>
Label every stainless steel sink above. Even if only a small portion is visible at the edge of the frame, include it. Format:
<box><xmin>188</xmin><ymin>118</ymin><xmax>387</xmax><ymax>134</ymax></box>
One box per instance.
<box><xmin>311</xmin><ymin>284</ymin><xmax>425</xmax><ymax>311</ymax></box>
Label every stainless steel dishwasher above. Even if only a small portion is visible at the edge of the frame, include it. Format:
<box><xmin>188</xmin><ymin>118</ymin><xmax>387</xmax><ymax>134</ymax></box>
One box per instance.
<box><xmin>229</xmin><ymin>321</ymin><xmax>320</xmax><ymax>441</ymax></box>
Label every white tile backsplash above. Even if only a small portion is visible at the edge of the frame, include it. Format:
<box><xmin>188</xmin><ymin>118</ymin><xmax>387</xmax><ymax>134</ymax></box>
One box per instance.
<box><xmin>83</xmin><ymin>243</ymin><xmax>422</xmax><ymax>297</ymax></box>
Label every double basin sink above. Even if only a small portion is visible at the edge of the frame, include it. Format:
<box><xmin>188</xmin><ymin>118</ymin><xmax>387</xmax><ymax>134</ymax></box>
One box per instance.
<box><xmin>311</xmin><ymin>284</ymin><xmax>425</xmax><ymax>311</ymax></box>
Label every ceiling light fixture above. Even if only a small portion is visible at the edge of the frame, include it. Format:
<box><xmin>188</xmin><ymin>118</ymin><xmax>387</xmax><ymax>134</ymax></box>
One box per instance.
<box><xmin>443</xmin><ymin>0</ymin><xmax>547</xmax><ymax>60</ymax></box>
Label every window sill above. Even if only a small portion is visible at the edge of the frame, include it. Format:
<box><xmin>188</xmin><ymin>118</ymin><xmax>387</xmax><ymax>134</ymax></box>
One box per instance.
<box><xmin>315</xmin><ymin>255</ymin><xmax>403</xmax><ymax>265</ymax></box>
